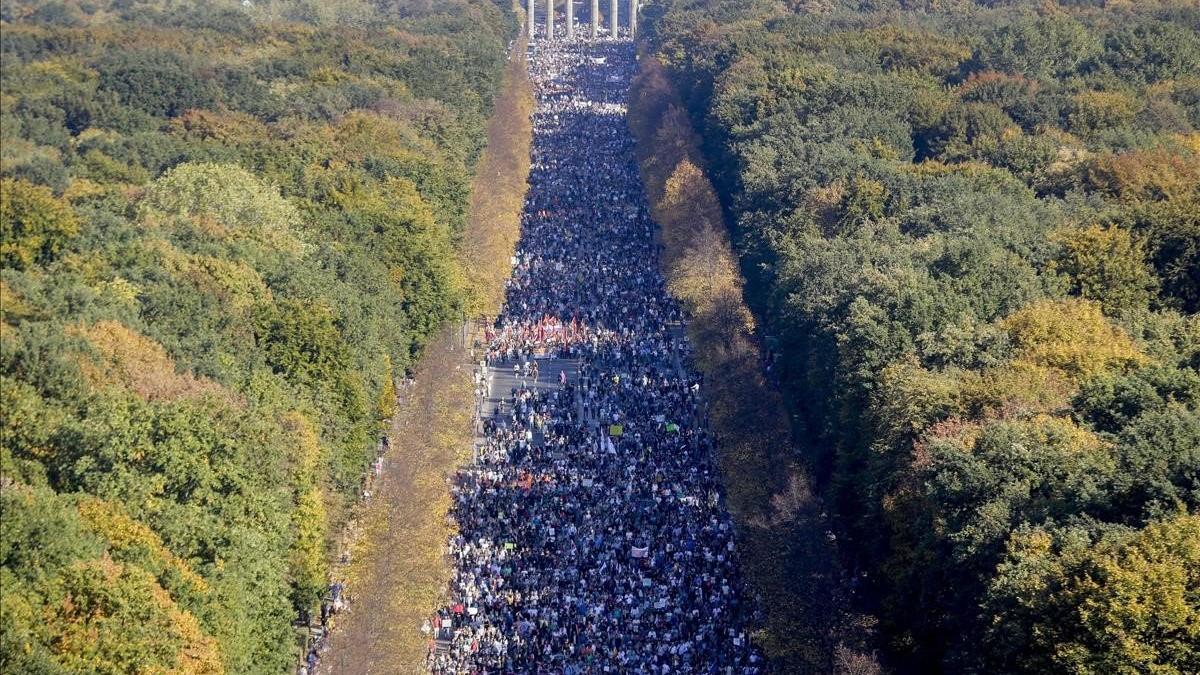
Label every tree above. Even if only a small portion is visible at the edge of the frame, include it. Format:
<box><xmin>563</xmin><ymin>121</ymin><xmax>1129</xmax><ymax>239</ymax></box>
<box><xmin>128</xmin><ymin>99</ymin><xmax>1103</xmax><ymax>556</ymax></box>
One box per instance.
<box><xmin>975</xmin><ymin>15</ymin><xmax>1100</xmax><ymax>80</ymax></box>
<box><xmin>1051</xmin><ymin>224</ymin><xmax>1158</xmax><ymax>316</ymax></box>
<box><xmin>1110</xmin><ymin>406</ymin><xmax>1200</xmax><ymax>520</ymax></box>
<box><xmin>0</xmin><ymin>178</ymin><xmax>79</xmax><ymax>269</ymax></box>
<box><xmin>985</xmin><ymin>514</ymin><xmax>1200</xmax><ymax>674</ymax></box>
<box><xmin>1001</xmin><ymin>299</ymin><xmax>1144</xmax><ymax>380</ymax></box>
<box><xmin>96</xmin><ymin>49</ymin><xmax>218</xmax><ymax>118</ymax></box>
<box><xmin>255</xmin><ymin>299</ymin><xmax>352</xmax><ymax>386</ymax></box>
<box><xmin>1102</xmin><ymin>22</ymin><xmax>1200</xmax><ymax>84</ymax></box>
<box><xmin>927</xmin><ymin>103</ymin><xmax>1017</xmax><ymax>162</ymax></box>
<box><xmin>1</xmin><ymin>0</ymin><xmax>513</xmax><ymax>670</ymax></box>
<box><xmin>44</xmin><ymin>557</ymin><xmax>223</xmax><ymax>674</ymax></box>
<box><xmin>140</xmin><ymin>162</ymin><xmax>304</xmax><ymax>255</ymax></box>
<box><xmin>1068</xmin><ymin>91</ymin><xmax>1143</xmax><ymax>135</ymax></box>
<box><xmin>0</xmin><ymin>486</ymin><xmax>222</xmax><ymax>674</ymax></box>
<box><xmin>643</xmin><ymin>2</ymin><xmax>1200</xmax><ymax>670</ymax></box>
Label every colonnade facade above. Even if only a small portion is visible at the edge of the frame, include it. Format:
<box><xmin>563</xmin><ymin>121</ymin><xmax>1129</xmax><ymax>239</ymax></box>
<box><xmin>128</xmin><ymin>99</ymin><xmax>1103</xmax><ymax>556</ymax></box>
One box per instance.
<box><xmin>526</xmin><ymin>0</ymin><xmax>639</xmax><ymax>40</ymax></box>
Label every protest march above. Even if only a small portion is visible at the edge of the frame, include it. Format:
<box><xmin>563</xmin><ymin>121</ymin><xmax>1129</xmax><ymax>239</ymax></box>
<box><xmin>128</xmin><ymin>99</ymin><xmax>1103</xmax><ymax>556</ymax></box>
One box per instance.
<box><xmin>427</xmin><ymin>27</ymin><xmax>764</xmax><ymax>674</ymax></box>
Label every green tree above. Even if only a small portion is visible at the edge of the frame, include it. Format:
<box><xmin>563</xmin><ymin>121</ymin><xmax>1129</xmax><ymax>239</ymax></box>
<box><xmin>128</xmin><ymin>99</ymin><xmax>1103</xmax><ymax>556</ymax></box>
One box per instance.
<box><xmin>96</xmin><ymin>49</ymin><xmax>218</xmax><ymax>118</ymax></box>
<box><xmin>140</xmin><ymin>162</ymin><xmax>304</xmax><ymax>255</ymax></box>
<box><xmin>1102</xmin><ymin>22</ymin><xmax>1200</xmax><ymax>84</ymax></box>
<box><xmin>975</xmin><ymin>15</ymin><xmax>1100</xmax><ymax>80</ymax></box>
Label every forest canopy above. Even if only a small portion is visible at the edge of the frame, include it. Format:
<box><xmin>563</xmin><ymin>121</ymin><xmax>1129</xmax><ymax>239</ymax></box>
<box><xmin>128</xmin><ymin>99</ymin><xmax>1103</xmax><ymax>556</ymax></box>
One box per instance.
<box><xmin>641</xmin><ymin>0</ymin><xmax>1200</xmax><ymax>672</ymax></box>
<box><xmin>0</xmin><ymin>0</ymin><xmax>515</xmax><ymax>671</ymax></box>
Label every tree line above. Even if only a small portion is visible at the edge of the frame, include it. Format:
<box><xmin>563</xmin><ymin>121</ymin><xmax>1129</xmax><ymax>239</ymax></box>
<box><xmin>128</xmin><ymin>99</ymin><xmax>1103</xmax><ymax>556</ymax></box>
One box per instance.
<box><xmin>0</xmin><ymin>0</ymin><xmax>515</xmax><ymax>671</ymax></box>
<box><xmin>639</xmin><ymin>0</ymin><xmax>1199</xmax><ymax>672</ymax></box>
<box><xmin>323</xmin><ymin>33</ymin><xmax>534</xmax><ymax>670</ymax></box>
<box><xmin>630</xmin><ymin>57</ymin><xmax>879</xmax><ymax>673</ymax></box>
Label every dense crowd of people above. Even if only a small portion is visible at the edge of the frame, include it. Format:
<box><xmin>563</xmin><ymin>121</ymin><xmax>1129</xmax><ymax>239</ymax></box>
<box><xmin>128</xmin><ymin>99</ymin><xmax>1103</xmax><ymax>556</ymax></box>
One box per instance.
<box><xmin>428</xmin><ymin>29</ymin><xmax>764</xmax><ymax>674</ymax></box>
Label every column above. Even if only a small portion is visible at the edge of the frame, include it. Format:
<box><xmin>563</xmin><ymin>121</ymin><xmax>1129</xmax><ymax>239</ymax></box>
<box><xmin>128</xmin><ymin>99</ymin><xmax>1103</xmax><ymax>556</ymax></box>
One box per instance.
<box><xmin>566</xmin><ymin>0</ymin><xmax>573</xmax><ymax>39</ymax></box>
<box><xmin>609</xmin><ymin>0</ymin><xmax>617</xmax><ymax>37</ymax></box>
<box><xmin>590</xmin><ymin>0</ymin><xmax>598</xmax><ymax>38</ymax></box>
<box><xmin>546</xmin><ymin>0</ymin><xmax>554</xmax><ymax>39</ymax></box>
<box><xmin>528</xmin><ymin>0</ymin><xmax>535</xmax><ymax>40</ymax></box>
<box><xmin>629</xmin><ymin>0</ymin><xmax>636</xmax><ymax>37</ymax></box>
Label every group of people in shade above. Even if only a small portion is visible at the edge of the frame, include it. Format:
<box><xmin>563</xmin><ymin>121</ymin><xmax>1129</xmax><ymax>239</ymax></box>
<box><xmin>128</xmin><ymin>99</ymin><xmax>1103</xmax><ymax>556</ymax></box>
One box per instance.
<box><xmin>426</xmin><ymin>29</ymin><xmax>764</xmax><ymax>674</ymax></box>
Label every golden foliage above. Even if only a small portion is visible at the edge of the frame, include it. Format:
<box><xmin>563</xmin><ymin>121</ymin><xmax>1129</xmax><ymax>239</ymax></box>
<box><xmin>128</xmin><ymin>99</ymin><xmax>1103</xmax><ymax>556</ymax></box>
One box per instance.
<box><xmin>72</xmin><ymin>320</ymin><xmax>232</xmax><ymax>403</ymax></box>
<box><xmin>1049</xmin><ymin>223</ymin><xmax>1157</xmax><ymax>315</ymax></box>
<box><xmin>62</xmin><ymin>177</ymin><xmax>110</xmax><ymax>202</ymax></box>
<box><xmin>169</xmin><ymin>109</ymin><xmax>273</xmax><ymax>144</ymax></box>
<box><xmin>997</xmin><ymin>512</ymin><xmax>1200</xmax><ymax>673</ymax></box>
<box><xmin>150</xmin><ymin>239</ymin><xmax>273</xmax><ymax>312</ymax></box>
<box><xmin>459</xmin><ymin>43</ymin><xmax>535</xmax><ymax>316</ymax></box>
<box><xmin>906</xmin><ymin>300</ymin><xmax>1147</xmax><ymax>428</ymax></box>
<box><xmin>279</xmin><ymin>411</ymin><xmax>328</xmax><ymax>602</ymax></box>
<box><xmin>0</xmin><ymin>178</ymin><xmax>80</xmax><ymax>270</ymax></box>
<box><xmin>331</xmin><ymin>111</ymin><xmax>433</xmax><ymax>164</ymax></box>
<box><xmin>331</xmin><ymin>323</ymin><xmax>477</xmax><ymax>670</ymax></box>
<box><xmin>48</xmin><ymin>556</ymin><xmax>224</xmax><ymax>675</ymax></box>
<box><xmin>874</xmin><ymin>359</ymin><xmax>966</xmax><ymax>447</ymax></box>
<box><xmin>668</xmin><ymin>224</ymin><xmax>738</xmax><ymax>305</ymax></box>
<box><xmin>1066</xmin><ymin>513</ymin><xmax>1200</xmax><ymax>671</ymax></box>
<box><xmin>655</xmin><ymin>159</ymin><xmax>754</xmax><ymax>342</ymax></box>
<box><xmin>957</xmin><ymin>360</ymin><xmax>1074</xmax><ymax>419</ymax></box>
<box><xmin>630</xmin><ymin>54</ymin><xmax>832</xmax><ymax>669</ymax></box>
<box><xmin>290</xmin><ymin>484</ymin><xmax>328</xmax><ymax>605</ymax></box>
<box><xmin>660</xmin><ymin>162</ymin><xmax>720</xmax><ymax>250</ymax></box>
<box><xmin>376</xmin><ymin>355</ymin><xmax>397</xmax><ymax>424</ymax></box>
<box><xmin>281</xmin><ymin>411</ymin><xmax>322</xmax><ymax>480</ymax></box>
<box><xmin>1022</xmin><ymin>414</ymin><xmax>1109</xmax><ymax>455</ymax></box>
<box><xmin>1001</xmin><ymin>298</ymin><xmax>1146</xmax><ymax>379</ymax></box>
<box><xmin>76</xmin><ymin>497</ymin><xmax>209</xmax><ymax>594</ymax></box>
<box><xmin>1084</xmin><ymin>147</ymin><xmax>1200</xmax><ymax>203</ymax></box>
<box><xmin>1069</xmin><ymin>90</ymin><xmax>1143</xmax><ymax>133</ymax></box>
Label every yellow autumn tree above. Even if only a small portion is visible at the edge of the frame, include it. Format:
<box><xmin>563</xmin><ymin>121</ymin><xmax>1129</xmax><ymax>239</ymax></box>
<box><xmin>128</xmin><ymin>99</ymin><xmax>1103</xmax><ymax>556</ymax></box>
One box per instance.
<box><xmin>989</xmin><ymin>513</ymin><xmax>1200</xmax><ymax>674</ymax></box>
<box><xmin>282</xmin><ymin>412</ymin><xmax>329</xmax><ymax>609</ymax></box>
<box><xmin>659</xmin><ymin>160</ymin><xmax>724</xmax><ymax>261</ymax></box>
<box><xmin>0</xmin><ymin>177</ymin><xmax>79</xmax><ymax>269</ymax></box>
<box><xmin>44</xmin><ymin>556</ymin><xmax>223</xmax><ymax>674</ymax></box>
<box><xmin>76</xmin><ymin>497</ymin><xmax>209</xmax><ymax>595</ymax></box>
<box><xmin>140</xmin><ymin>162</ymin><xmax>304</xmax><ymax>256</ymax></box>
<box><xmin>73</xmin><ymin>320</ymin><xmax>227</xmax><ymax>402</ymax></box>
<box><xmin>1051</xmin><ymin>224</ymin><xmax>1158</xmax><ymax>315</ymax></box>
<box><xmin>1001</xmin><ymin>298</ymin><xmax>1145</xmax><ymax>380</ymax></box>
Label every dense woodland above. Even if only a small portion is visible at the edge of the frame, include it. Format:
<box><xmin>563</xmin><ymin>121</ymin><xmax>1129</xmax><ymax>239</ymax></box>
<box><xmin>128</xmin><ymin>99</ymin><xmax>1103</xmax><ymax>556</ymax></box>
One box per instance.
<box><xmin>641</xmin><ymin>0</ymin><xmax>1199</xmax><ymax>672</ymax></box>
<box><xmin>0</xmin><ymin>0</ymin><xmax>514</xmax><ymax>671</ymax></box>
